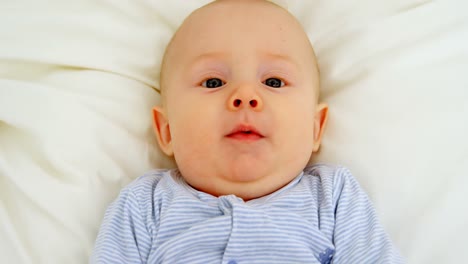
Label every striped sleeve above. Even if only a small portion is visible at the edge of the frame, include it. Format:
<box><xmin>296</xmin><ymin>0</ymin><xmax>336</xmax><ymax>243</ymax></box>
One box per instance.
<box><xmin>331</xmin><ymin>167</ymin><xmax>404</xmax><ymax>263</ymax></box>
<box><xmin>90</xmin><ymin>184</ymin><xmax>153</xmax><ymax>264</ymax></box>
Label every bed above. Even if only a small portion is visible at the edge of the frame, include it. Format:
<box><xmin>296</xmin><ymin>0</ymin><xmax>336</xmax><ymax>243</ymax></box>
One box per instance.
<box><xmin>1</xmin><ymin>0</ymin><xmax>467</xmax><ymax>263</ymax></box>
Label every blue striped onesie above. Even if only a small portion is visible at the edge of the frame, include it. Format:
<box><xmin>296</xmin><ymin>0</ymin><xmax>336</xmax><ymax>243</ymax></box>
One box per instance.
<box><xmin>91</xmin><ymin>164</ymin><xmax>403</xmax><ymax>263</ymax></box>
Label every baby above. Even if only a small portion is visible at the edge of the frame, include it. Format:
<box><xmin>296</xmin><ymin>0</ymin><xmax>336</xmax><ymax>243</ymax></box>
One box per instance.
<box><xmin>91</xmin><ymin>0</ymin><xmax>403</xmax><ymax>263</ymax></box>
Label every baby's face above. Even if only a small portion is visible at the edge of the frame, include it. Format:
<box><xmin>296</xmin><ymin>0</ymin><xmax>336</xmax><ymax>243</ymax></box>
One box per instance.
<box><xmin>153</xmin><ymin>0</ymin><xmax>328</xmax><ymax>200</ymax></box>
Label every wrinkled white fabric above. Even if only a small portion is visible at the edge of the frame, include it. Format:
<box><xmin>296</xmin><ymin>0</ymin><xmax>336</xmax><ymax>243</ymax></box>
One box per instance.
<box><xmin>0</xmin><ymin>0</ymin><xmax>467</xmax><ymax>263</ymax></box>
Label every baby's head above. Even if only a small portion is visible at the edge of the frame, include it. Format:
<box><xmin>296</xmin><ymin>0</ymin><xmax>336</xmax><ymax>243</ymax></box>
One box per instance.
<box><xmin>153</xmin><ymin>0</ymin><xmax>328</xmax><ymax>200</ymax></box>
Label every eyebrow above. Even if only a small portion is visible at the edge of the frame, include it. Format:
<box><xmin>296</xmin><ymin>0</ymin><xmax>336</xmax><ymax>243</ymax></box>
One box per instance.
<box><xmin>260</xmin><ymin>52</ymin><xmax>299</xmax><ymax>70</ymax></box>
<box><xmin>187</xmin><ymin>51</ymin><xmax>299</xmax><ymax>73</ymax></box>
<box><xmin>188</xmin><ymin>52</ymin><xmax>229</xmax><ymax>68</ymax></box>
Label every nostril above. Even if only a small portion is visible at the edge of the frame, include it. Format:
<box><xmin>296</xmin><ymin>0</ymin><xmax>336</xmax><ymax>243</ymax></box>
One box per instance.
<box><xmin>250</xmin><ymin>100</ymin><xmax>257</xmax><ymax>107</ymax></box>
<box><xmin>234</xmin><ymin>99</ymin><xmax>242</xmax><ymax>107</ymax></box>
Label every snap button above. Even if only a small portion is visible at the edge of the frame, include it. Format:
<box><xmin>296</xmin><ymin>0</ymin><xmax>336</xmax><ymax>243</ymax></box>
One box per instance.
<box><xmin>318</xmin><ymin>248</ymin><xmax>334</xmax><ymax>264</ymax></box>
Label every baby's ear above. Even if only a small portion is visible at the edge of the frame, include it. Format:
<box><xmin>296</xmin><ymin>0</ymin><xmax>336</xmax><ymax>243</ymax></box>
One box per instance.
<box><xmin>312</xmin><ymin>103</ymin><xmax>329</xmax><ymax>152</ymax></box>
<box><xmin>152</xmin><ymin>106</ymin><xmax>174</xmax><ymax>156</ymax></box>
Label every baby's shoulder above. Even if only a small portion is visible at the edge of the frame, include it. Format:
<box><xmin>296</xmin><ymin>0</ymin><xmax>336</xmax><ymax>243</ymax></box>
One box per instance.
<box><xmin>127</xmin><ymin>168</ymin><xmax>171</xmax><ymax>187</ymax></box>
<box><xmin>301</xmin><ymin>164</ymin><xmax>361</xmax><ymax>200</ymax></box>
<box><xmin>121</xmin><ymin>169</ymin><xmax>174</xmax><ymax>201</ymax></box>
<box><xmin>303</xmin><ymin>163</ymin><xmax>354</xmax><ymax>183</ymax></box>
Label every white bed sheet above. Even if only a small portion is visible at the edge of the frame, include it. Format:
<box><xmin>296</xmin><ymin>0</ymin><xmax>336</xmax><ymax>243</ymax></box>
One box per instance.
<box><xmin>1</xmin><ymin>0</ymin><xmax>467</xmax><ymax>263</ymax></box>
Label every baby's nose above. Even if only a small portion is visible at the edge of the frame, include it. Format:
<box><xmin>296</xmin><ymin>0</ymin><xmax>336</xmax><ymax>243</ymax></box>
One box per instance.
<box><xmin>228</xmin><ymin>87</ymin><xmax>263</xmax><ymax>112</ymax></box>
<box><xmin>232</xmin><ymin>98</ymin><xmax>258</xmax><ymax>108</ymax></box>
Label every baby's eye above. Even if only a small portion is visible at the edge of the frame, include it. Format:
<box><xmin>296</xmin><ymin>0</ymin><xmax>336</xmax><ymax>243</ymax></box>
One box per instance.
<box><xmin>264</xmin><ymin>77</ymin><xmax>285</xmax><ymax>88</ymax></box>
<box><xmin>202</xmin><ymin>78</ymin><xmax>225</xmax><ymax>88</ymax></box>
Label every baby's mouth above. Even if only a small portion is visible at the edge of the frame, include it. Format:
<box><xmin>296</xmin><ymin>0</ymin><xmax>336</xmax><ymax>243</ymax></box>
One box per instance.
<box><xmin>226</xmin><ymin>124</ymin><xmax>264</xmax><ymax>141</ymax></box>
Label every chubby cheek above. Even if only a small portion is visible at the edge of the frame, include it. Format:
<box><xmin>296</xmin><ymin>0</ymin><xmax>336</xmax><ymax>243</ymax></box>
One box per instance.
<box><xmin>277</xmin><ymin>103</ymin><xmax>316</xmax><ymax>162</ymax></box>
<box><xmin>168</xmin><ymin>104</ymin><xmax>219</xmax><ymax>170</ymax></box>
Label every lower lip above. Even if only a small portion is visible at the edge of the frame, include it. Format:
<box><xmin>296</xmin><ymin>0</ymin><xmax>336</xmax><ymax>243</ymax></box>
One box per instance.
<box><xmin>226</xmin><ymin>132</ymin><xmax>263</xmax><ymax>141</ymax></box>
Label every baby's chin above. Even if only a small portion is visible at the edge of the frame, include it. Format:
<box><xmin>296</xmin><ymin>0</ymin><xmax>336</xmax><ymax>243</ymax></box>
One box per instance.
<box><xmin>180</xmin><ymin>162</ymin><xmax>300</xmax><ymax>201</ymax></box>
<box><xmin>225</xmin><ymin>161</ymin><xmax>268</xmax><ymax>183</ymax></box>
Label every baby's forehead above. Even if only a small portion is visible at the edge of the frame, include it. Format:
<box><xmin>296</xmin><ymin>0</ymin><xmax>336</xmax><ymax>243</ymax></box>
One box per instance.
<box><xmin>168</xmin><ymin>2</ymin><xmax>314</xmax><ymax>60</ymax></box>
<box><xmin>181</xmin><ymin>0</ymin><xmax>300</xmax><ymax>34</ymax></box>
